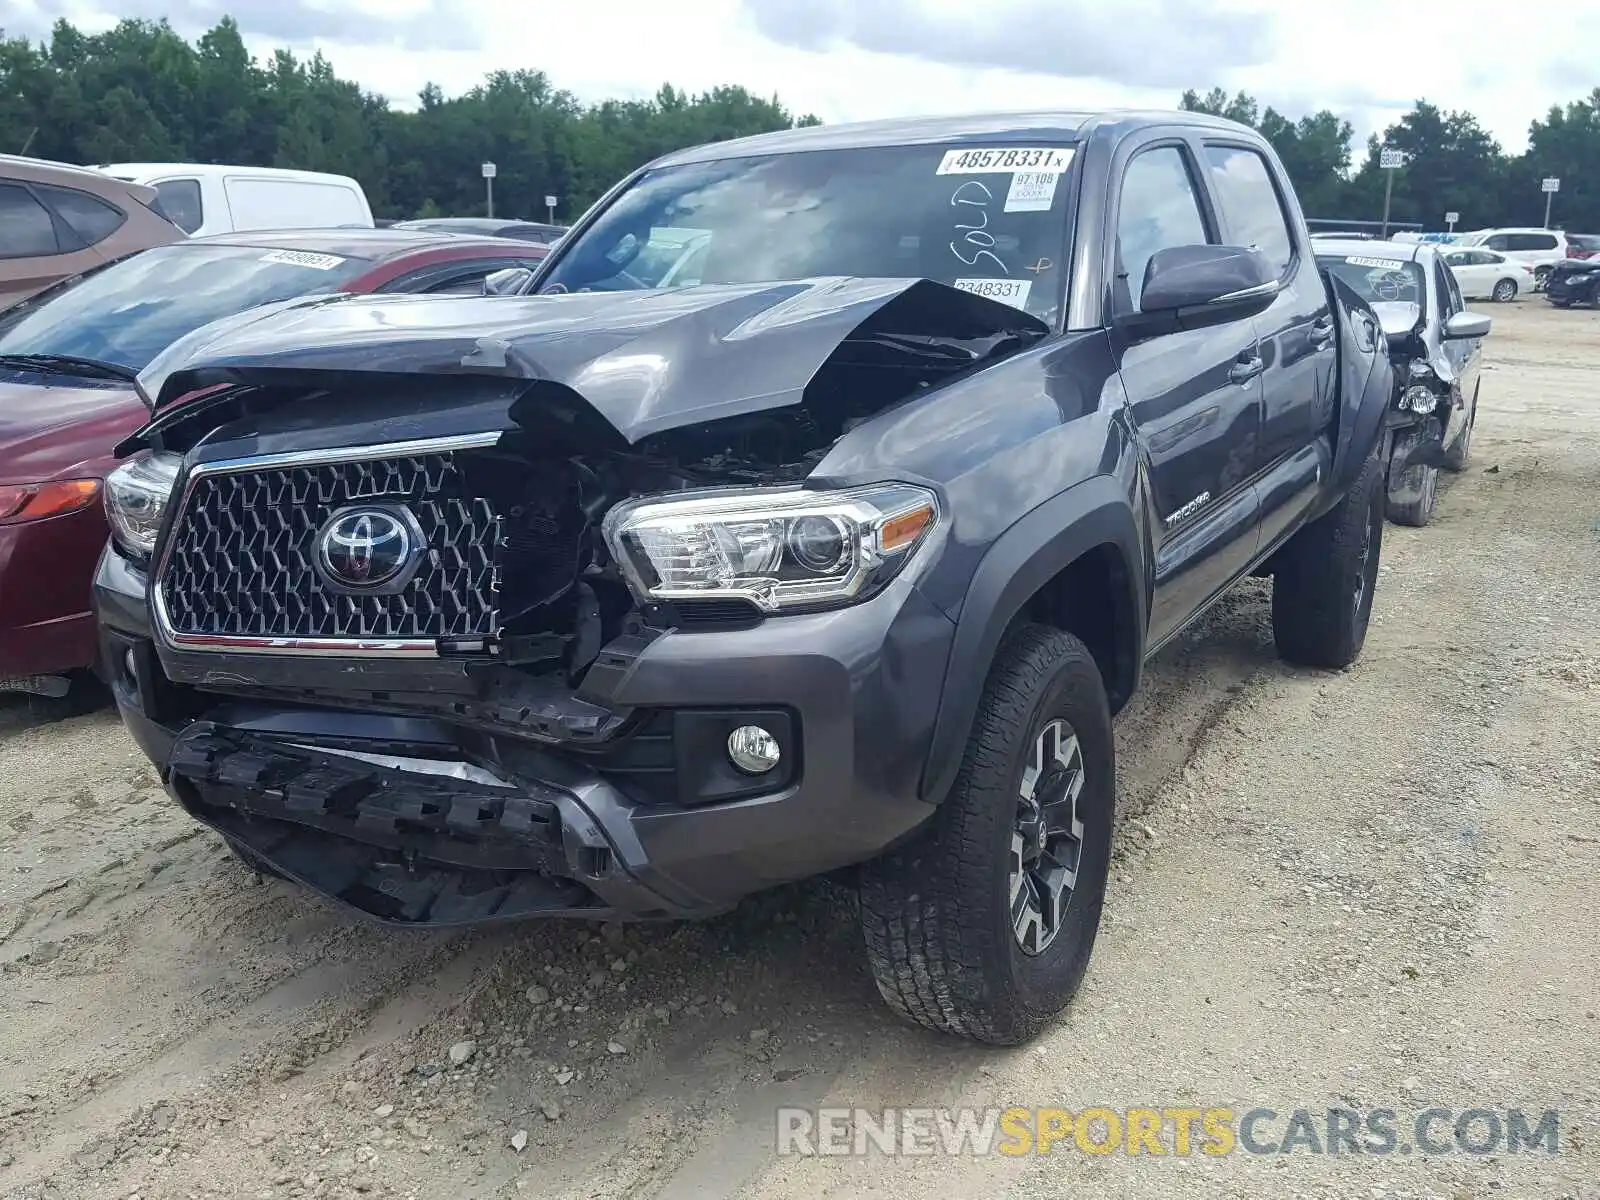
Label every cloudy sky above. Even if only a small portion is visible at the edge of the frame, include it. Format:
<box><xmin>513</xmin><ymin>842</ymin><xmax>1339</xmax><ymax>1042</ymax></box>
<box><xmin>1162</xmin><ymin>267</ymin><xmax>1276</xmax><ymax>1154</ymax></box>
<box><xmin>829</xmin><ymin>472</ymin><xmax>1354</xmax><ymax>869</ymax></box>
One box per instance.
<box><xmin>9</xmin><ymin>0</ymin><xmax>1599</xmax><ymax>152</ymax></box>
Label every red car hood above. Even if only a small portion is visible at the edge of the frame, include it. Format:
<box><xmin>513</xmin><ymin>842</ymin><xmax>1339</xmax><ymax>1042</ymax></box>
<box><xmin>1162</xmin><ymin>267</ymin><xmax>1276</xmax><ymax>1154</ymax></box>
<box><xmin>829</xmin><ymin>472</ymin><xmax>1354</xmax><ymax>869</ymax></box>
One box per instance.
<box><xmin>0</xmin><ymin>376</ymin><xmax>146</xmax><ymax>483</ymax></box>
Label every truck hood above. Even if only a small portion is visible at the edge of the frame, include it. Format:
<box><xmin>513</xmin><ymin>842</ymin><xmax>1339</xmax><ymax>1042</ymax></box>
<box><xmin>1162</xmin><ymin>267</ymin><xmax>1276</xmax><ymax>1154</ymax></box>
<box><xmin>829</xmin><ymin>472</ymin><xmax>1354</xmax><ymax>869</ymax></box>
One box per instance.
<box><xmin>133</xmin><ymin>277</ymin><xmax>1048</xmax><ymax>446</ymax></box>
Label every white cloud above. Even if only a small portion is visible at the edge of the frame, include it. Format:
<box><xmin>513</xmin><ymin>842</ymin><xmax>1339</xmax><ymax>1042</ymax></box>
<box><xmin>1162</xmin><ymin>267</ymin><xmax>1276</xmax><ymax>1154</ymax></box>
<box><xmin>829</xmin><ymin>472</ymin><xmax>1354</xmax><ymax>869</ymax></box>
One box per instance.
<box><xmin>13</xmin><ymin>0</ymin><xmax>1600</xmax><ymax>152</ymax></box>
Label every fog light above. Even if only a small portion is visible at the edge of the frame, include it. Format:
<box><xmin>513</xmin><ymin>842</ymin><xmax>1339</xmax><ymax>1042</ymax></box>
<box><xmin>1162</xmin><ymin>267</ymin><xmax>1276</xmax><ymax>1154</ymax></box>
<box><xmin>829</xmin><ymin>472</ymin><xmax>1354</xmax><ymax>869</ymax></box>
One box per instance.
<box><xmin>123</xmin><ymin>648</ymin><xmax>138</xmax><ymax>680</ymax></box>
<box><xmin>727</xmin><ymin>725</ymin><xmax>781</xmax><ymax>774</ymax></box>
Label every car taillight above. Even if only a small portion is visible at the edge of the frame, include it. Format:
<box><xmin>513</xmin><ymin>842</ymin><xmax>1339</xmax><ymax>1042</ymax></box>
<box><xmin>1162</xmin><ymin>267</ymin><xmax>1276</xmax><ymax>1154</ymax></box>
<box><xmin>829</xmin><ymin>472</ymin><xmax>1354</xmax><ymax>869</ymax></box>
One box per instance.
<box><xmin>0</xmin><ymin>479</ymin><xmax>101</xmax><ymax>524</ymax></box>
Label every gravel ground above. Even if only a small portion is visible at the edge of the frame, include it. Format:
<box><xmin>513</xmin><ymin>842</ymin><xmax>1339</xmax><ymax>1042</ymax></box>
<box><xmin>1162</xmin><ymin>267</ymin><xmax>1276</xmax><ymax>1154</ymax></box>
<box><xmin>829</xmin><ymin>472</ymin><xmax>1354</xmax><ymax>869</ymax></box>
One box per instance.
<box><xmin>1</xmin><ymin>300</ymin><xmax>1596</xmax><ymax>1199</ymax></box>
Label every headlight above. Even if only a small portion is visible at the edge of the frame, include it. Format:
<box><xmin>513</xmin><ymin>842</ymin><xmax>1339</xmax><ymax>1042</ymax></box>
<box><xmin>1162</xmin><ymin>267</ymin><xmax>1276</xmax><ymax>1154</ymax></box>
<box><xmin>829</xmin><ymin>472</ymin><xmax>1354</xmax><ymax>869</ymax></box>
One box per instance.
<box><xmin>1402</xmin><ymin>385</ymin><xmax>1439</xmax><ymax>415</ymax></box>
<box><xmin>104</xmin><ymin>452</ymin><xmax>182</xmax><ymax>559</ymax></box>
<box><xmin>603</xmin><ymin>483</ymin><xmax>939</xmax><ymax>613</ymax></box>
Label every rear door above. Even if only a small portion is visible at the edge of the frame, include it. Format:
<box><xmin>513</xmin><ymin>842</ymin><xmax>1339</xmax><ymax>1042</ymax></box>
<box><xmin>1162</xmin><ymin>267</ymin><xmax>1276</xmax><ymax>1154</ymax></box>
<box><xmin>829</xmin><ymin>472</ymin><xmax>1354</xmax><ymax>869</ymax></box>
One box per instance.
<box><xmin>1442</xmin><ymin>248</ymin><xmax>1486</xmax><ymax>298</ymax></box>
<box><xmin>1197</xmin><ymin>138</ymin><xmax>1334</xmax><ymax>554</ymax></box>
<box><xmin>0</xmin><ymin>183</ymin><xmax>104</xmax><ymax>308</ymax></box>
<box><xmin>1108</xmin><ymin>136</ymin><xmax>1264</xmax><ymax>645</ymax></box>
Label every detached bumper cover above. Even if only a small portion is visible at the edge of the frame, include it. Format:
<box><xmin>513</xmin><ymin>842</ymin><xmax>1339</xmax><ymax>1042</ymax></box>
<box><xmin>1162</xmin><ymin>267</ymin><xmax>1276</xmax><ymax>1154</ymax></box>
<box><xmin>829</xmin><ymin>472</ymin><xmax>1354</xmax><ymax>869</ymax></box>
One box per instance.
<box><xmin>96</xmin><ymin>546</ymin><xmax>956</xmax><ymax>926</ymax></box>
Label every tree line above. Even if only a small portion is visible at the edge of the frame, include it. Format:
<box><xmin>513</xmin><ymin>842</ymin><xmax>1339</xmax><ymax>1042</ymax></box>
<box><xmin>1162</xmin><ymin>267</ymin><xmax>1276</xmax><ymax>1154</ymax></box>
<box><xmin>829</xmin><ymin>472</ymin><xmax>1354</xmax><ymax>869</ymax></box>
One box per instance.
<box><xmin>2</xmin><ymin>17</ymin><xmax>1598</xmax><ymax>232</ymax></box>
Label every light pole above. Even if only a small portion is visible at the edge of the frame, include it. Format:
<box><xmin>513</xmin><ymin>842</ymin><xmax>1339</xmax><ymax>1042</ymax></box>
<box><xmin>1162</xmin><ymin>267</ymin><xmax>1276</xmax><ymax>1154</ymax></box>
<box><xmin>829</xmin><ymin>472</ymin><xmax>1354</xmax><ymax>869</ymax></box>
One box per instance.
<box><xmin>482</xmin><ymin>161</ymin><xmax>497</xmax><ymax>219</ymax></box>
<box><xmin>1379</xmin><ymin>147</ymin><xmax>1405</xmax><ymax>239</ymax></box>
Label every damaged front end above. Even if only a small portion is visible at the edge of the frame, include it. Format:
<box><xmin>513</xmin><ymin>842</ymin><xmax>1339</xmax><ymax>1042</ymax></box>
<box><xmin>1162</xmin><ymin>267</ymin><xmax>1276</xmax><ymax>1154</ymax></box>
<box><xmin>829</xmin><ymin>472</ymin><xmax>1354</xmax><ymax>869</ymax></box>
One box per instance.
<box><xmin>103</xmin><ymin>276</ymin><xmax>1045</xmax><ymax>924</ymax></box>
<box><xmin>1370</xmin><ymin>302</ymin><xmax>1454</xmax><ymax>501</ymax></box>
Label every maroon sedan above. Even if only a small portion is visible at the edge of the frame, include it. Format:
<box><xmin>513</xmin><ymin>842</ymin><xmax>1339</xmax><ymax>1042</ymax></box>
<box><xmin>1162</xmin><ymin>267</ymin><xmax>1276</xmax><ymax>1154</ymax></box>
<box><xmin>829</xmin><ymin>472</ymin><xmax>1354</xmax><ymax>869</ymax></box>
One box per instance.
<box><xmin>0</xmin><ymin>228</ymin><xmax>548</xmax><ymax>710</ymax></box>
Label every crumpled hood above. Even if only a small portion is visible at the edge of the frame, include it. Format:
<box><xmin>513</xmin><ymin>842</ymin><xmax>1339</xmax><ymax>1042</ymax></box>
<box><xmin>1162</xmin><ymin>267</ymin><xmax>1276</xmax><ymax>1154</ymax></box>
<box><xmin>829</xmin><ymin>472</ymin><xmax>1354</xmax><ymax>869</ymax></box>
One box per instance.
<box><xmin>1369</xmin><ymin>301</ymin><xmax>1421</xmax><ymax>344</ymax></box>
<box><xmin>134</xmin><ymin>277</ymin><xmax>1047</xmax><ymax>444</ymax></box>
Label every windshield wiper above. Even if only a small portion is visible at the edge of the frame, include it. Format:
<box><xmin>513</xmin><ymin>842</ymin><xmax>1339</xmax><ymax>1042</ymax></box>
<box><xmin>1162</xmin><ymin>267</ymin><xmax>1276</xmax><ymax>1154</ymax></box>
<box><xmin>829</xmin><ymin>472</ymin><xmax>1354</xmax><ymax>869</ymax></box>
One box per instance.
<box><xmin>0</xmin><ymin>353</ymin><xmax>139</xmax><ymax>382</ymax></box>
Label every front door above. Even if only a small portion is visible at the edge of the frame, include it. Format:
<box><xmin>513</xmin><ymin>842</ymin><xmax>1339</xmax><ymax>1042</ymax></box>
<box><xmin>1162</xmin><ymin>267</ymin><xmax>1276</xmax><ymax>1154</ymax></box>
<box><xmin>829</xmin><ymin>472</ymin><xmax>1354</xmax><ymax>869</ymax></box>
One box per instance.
<box><xmin>1109</xmin><ymin>140</ymin><xmax>1263</xmax><ymax>647</ymax></box>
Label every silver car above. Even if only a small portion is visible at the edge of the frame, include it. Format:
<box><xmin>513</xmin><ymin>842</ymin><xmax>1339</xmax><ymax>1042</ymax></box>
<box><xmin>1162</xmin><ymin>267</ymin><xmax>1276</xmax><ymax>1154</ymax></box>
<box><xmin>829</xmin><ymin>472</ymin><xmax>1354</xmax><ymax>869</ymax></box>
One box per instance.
<box><xmin>1315</xmin><ymin>239</ymin><xmax>1491</xmax><ymax>527</ymax></box>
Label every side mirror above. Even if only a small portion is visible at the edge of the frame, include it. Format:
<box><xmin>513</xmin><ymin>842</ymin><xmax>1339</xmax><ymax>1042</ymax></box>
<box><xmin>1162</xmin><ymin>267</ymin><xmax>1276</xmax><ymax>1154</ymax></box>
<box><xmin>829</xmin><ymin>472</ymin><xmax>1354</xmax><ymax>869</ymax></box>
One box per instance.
<box><xmin>482</xmin><ymin>266</ymin><xmax>535</xmax><ymax>297</ymax></box>
<box><xmin>1130</xmin><ymin>245</ymin><xmax>1280</xmax><ymax>331</ymax></box>
<box><xmin>1443</xmin><ymin>310</ymin><xmax>1491</xmax><ymax>340</ymax></box>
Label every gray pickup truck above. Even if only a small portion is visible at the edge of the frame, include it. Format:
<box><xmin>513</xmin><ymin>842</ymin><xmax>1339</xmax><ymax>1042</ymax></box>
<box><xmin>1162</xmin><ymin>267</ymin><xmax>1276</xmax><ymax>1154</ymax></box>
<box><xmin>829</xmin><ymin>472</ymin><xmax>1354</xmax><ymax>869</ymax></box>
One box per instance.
<box><xmin>96</xmin><ymin>109</ymin><xmax>1394</xmax><ymax>1045</ymax></box>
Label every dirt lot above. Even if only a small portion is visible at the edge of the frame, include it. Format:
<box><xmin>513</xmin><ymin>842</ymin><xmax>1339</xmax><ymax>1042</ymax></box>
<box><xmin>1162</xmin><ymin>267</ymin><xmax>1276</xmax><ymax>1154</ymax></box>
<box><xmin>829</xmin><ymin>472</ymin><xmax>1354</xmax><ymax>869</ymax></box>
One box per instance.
<box><xmin>2</xmin><ymin>300</ymin><xmax>1597</xmax><ymax>1200</ymax></box>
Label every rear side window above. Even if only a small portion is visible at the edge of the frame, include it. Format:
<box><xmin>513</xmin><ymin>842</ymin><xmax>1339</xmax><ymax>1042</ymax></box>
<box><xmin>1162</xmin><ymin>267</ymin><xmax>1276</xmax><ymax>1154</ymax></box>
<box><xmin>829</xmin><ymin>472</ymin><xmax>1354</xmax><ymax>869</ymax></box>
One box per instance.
<box><xmin>36</xmin><ymin>184</ymin><xmax>127</xmax><ymax>248</ymax></box>
<box><xmin>224</xmin><ymin>178</ymin><xmax>367</xmax><ymax>231</ymax></box>
<box><xmin>1202</xmin><ymin>145</ymin><xmax>1295</xmax><ymax>276</ymax></box>
<box><xmin>0</xmin><ymin>185</ymin><xmax>59</xmax><ymax>258</ymax></box>
<box><xmin>155</xmin><ymin>179</ymin><xmax>203</xmax><ymax>234</ymax></box>
<box><xmin>1115</xmin><ymin>145</ymin><xmax>1212</xmax><ymax>312</ymax></box>
<box><xmin>1508</xmin><ymin>232</ymin><xmax>1557</xmax><ymax>252</ymax></box>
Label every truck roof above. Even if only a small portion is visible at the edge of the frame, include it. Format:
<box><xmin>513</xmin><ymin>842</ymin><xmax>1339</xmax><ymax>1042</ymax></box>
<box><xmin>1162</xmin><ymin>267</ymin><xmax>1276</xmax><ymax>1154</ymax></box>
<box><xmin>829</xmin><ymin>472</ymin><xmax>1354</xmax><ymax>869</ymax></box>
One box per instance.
<box><xmin>650</xmin><ymin>108</ymin><xmax>1257</xmax><ymax>167</ymax></box>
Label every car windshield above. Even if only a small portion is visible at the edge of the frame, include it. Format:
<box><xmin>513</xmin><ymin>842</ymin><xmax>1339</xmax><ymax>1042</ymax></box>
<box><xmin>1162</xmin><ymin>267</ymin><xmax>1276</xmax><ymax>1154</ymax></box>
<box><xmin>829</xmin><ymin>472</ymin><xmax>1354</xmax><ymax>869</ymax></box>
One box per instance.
<box><xmin>0</xmin><ymin>242</ymin><xmax>370</xmax><ymax>374</ymax></box>
<box><xmin>536</xmin><ymin>143</ymin><xmax>1077</xmax><ymax>322</ymax></box>
<box><xmin>1317</xmin><ymin>254</ymin><xmax>1426</xmax><ymax>306</ymax></box>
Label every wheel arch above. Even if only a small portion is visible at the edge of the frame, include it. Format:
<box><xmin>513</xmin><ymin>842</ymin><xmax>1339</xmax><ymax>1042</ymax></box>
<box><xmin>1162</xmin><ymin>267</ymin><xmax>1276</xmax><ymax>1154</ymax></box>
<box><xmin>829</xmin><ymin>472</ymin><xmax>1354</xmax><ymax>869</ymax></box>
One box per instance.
<box><xmin>919</xmin><ymin>476</ymin><xmax>1145</xmax><ymax>805</ymax></box>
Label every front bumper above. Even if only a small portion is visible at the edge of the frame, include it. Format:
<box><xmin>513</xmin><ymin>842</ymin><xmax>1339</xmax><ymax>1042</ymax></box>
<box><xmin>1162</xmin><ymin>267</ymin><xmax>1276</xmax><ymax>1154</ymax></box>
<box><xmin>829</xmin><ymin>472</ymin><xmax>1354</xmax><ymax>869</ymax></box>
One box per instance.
<box><xmin>1546</xmin><ymin>274</ymin><xmax>1599</xmax><ymax>304</ymax></box>
<box><xmin>95</xmin><ymin>547</ymin><xmax>955</xmax><ymax>925</ymax></box>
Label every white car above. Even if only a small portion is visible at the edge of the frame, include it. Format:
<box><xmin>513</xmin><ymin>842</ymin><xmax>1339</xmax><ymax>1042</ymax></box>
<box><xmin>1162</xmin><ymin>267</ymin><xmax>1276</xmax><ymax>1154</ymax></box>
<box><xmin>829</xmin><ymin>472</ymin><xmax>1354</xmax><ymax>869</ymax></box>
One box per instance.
<box><xmin>1454</xmin><ymin>227</ymin><xmax>1567</xmax><ymax>289</ymax></box>
<box><xmin>1440</xmin><ymin>246</ymin><xmax>1536</xmax><ymax>302</ymax></box>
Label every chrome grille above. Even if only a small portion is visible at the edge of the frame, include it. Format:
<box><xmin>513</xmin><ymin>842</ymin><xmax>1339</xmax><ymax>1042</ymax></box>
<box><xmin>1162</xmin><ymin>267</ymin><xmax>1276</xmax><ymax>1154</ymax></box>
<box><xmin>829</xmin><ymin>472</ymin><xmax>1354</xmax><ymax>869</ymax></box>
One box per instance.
<box><xmin>159</xmin><ymin>452</ymin><xmax>501</xmax><ymax>643</ymax></box>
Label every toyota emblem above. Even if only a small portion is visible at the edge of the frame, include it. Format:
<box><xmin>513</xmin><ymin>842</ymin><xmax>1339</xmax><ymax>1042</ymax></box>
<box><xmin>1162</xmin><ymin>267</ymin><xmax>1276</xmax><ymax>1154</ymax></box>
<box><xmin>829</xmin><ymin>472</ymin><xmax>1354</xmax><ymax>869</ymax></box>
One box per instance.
<box><xmin>315</xmin><ymin>506</ymin><xmax>419</xmax><ymax>591</ymax></box>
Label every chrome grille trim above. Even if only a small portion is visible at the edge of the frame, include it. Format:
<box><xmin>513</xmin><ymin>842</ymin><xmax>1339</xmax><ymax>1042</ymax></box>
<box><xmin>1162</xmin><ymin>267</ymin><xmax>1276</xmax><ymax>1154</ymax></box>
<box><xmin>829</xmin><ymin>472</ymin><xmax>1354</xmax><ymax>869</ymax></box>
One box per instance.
<box><xmin>152</xmin><ymin>433</ymin><xmax>506</xmax><ymax>657</ymax></box>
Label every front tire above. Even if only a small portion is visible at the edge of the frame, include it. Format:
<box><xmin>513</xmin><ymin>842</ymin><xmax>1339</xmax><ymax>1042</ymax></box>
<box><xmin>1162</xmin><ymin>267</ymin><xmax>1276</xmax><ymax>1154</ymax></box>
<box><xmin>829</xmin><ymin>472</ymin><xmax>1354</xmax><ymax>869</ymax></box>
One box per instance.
<box><xmin>1385</xmin><ymin>428</ymin><xmax>1438</xmax><ymax>526</ymax></box>
<box><xmin>1272</xmin><ymin>449</ymin><xmax>1384</xmax><ymax>668</ymax></box>
<box><xmin>1442</xmin><ymin>392</ymin><xmax>1476</xmax><ymax>472</ymax></box>
<box><xmin>859</xmin><ymin>623</ymin><xmax>1114</xmax><ymax>1044</ymax></box>
<box><xmin>1491</xmin><ymin>278</ymin><xmax>1517</xmax><ymax>302</ymax></box>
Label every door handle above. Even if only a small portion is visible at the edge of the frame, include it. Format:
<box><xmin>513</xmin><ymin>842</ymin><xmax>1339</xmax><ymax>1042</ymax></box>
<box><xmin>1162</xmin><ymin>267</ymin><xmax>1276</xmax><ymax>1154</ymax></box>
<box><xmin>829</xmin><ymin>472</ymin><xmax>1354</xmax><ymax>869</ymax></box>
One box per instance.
<box><xmin>1229</xmin><ymin>351</ymin><xmax>1265</xmax><ymax>385</ymax></box>
<box><xmin>1311</xmin><ymin>316</ymin><xmax>1335</xmax><ymax>346</ymax></box>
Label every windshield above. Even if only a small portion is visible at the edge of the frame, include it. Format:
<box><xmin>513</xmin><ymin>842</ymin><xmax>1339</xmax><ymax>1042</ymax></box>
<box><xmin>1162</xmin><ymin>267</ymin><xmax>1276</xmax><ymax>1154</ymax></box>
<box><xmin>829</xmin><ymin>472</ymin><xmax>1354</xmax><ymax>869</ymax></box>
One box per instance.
<box><xmin>1317</xmin><ymin>254</ymin><xmax>1426</xmax><ymax>306</ymax></box>
<box><xmin>536</xmin><ymin>143</ymin><xmax>1077</xmax><ymax>322</ymax></box>
<box><xmin>0</xmin><ymin>243</ymin><xmax>370</xmax><ymax>373</ymax></box>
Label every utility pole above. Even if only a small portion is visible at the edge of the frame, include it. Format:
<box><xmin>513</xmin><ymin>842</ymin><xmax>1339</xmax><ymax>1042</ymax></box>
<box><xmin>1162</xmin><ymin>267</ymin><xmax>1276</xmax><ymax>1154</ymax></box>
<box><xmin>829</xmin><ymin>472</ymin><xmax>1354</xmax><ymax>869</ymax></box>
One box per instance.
<box><xmin>482</xmin><ymin>161</ymin><xmax>497</xmax><ymax>219</ymax></box>
<box><xmin>1379</xmin><ymin>147</ymin><xmax>1404</xmax><ymax>239</ymax></box>
<box><xmin>1542</xmin><ymin>177</ymin><xmax>1560</xmax><ymax>229</ymax></box>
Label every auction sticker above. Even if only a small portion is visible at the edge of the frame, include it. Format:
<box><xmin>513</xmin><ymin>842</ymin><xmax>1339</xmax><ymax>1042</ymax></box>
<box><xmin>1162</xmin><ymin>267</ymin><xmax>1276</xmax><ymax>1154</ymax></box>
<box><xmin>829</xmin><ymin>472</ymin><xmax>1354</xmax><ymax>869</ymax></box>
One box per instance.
<box><xmin>260</xmin><ymin>249</ymin><xmax>346</xmax><ymax>270</ymax></box>
<box><xmin>936</xmin><ymin>147</ymin><xmax>1074</xmax><ymax>175</ymax></box>
<box><xmin>1005</xmin><ymin>170</ymin><xmax>1060</xmax><ymax>212</ymax></box>
<box><xmin>952</xmin><ymin>277</ymin><xmax>1033</xmax><ymax>309</ymax></box>
<box><xmin>1344</xmin><ymin>255</ymin><xmax>1406</xmax><ymax>271</ymax></box>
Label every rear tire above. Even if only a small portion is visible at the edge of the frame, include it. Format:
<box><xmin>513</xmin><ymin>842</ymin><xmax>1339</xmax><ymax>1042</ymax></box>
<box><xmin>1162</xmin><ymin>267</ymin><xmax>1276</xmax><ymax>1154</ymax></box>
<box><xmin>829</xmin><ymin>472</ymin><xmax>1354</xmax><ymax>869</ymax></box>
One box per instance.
<box><xmin>1272</xmin><ymin>449</ymin><xmax>1384</xmax><ymax>669</ymax></box>
<box><xmin>858</xmin><ymin>623</ymin><xmax>1114</xmax><ymax>1045</ymax></box>
<box><xmin>1491</xmin><ymin>278</ymin><xmax>1517</xmax><ymax>302</ymax></box>
<box><xmin>1534</xmin><ymin>265</ymin><xmax>1551</xmax><ymax>292</ymax></box>
<box><xmin>25</xmin><ymin>672</ymin><xmax>109</xmax><ymax>721</ymax></box>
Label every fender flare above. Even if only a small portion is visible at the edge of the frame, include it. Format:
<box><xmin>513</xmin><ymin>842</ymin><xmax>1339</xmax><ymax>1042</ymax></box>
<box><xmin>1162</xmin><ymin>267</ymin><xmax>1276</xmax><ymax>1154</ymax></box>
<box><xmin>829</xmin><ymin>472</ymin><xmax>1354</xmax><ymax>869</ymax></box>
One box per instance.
<box><xmin>1326</xmin><ymin>276</ymin><xmax>1399</xmax><ymax>501</ymax></box>
<box><xmin>918</xmin><ymin>475</ymin><xmax>1145</xmax><ymax>804</ymax></box>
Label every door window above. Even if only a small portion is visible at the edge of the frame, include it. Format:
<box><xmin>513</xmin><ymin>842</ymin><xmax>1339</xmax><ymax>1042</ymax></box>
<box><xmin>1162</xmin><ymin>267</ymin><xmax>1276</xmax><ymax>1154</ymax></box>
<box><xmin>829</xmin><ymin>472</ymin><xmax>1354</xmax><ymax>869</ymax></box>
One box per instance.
<box><xmin>1508</xmin><ymin>232</ymin><xmax>1557</xmax><ymax>252</ymax></box>
<box><xmin>37</xmin><ymin>184</ymin><xmax>127</xmax><ymax>248</ymax></box>
<box><xmin>154</xmin><ymin>179</ymin><xmax>203</xmax><ymax>234</ymax></box>
<box><xmin>1201</xmin><ymin>144</ymin><xmax>1295</xmax><ymax>276</ymax></box>
<box><xmin>1114</xmin><ymin>145</ymin><xmax>1213</xmax><ymax>312</ymax></box>
<box><xmin>1434</xmin><ymin>258</ymin><xmax>1462</xmax><ymax>319</ymax></box>
<box><xmin>1484</xmin><ymin>234</ymin><xmax>1510</xmax><ymax>251</ymax></box>
<box><xmin>0</xmin><ymin>185</ymin><xmax>59</xmax><ymax>258</ymax></box>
